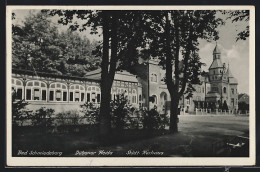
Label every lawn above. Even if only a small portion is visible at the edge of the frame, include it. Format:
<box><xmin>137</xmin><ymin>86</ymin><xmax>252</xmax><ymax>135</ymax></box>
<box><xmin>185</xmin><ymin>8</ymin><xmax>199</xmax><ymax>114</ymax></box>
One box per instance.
<box><xmin>12</xmin><ymin>115</ymin><xmax>249</xmax><ymax>157</ymax></box>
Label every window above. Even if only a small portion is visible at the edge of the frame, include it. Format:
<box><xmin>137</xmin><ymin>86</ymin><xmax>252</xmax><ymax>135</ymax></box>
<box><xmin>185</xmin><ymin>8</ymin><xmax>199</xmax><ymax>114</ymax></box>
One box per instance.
<box><xmin>17</xmin><ymin>88</ymin><xmax>23</xmax><ymax>100</ymax></box>
<box><xmin>26</xmin><ymin>89</ymin><xmax>31</xmax><ymax>100</ymax></box>
<box><xmin>69</xmin><ymin>84</ymin><xmax>85</xmax><ymax>102</ymax></box>
<box><xmin>63</xmin><ymin>92</ymin><xmax>67</xmax><ymax>101</ymax></box>
<box><xmin>34</xmin><ymin>89</ymin><xmax>40</xmax><ymax>100</ymax></box>
<box><xmin>86</xmin><ymin>86</ymin><xmax>101</xmax><ymax>103</ymax></box>
<box><xmin>12</xmin><ymin>79</ymin><xmax>24</xmax><ymax>100</ymax></box>
<box><xmin>91</xmin><ymin>93</ymin><xmax>96</xmax><ymax>102</ymax></box>
<box><xmin>223</xmin><ymin>87</ymin><xmax>227</xmax><ymax>94</ymax></box>
<box><xmin>212</xmin><ymin>87</ymin><xmax>218</xmax><ymax>92</ymax></box>
<box><xmin>87</xmin><ymin>93</ymin><xmax>90</xmax><ymax>102</ymax></box>
<box><xmin>75</xmin><ymin>91</ymin><xmax>80</xmax><ymax>102</ymax></box>
<box><xmin>202</xmin><ymin>87</ymin><xmax>204</xmax><ymax>93</ymax></box>
<box><xmin>49</xmin><ymin>82</ymin><xmax>68</xmax><ymax>102</ymax></box>
<box><xmin>139</xmin><ymin>95</ymin><xmax>142</xmax><ymax>102</ymax></box>
<box><xmin>97</xmin><ymin>94</ymin><xmax>101</xmax><ymax>103</ymax></box>
<box><xmin>231</xmin><ymin>98</ymin><xmax>235</xmax><ymax>106</ymax></box>
<box><xmin>50</xmin><ymin>91</ymin><xmax>54</xmax><ymax>101</ymax></box>
<box><xmin>56</xmin><ymin>90</ymin><xmax>61</xmax><ymax>101</ymax></box>
<box><xmin>231</xmin><ymin>88</ymin><xmax>234</xmax><ymax>94</ymax></box>
<box><xmin>25</xmin><ymin>80</ymin><xmax>47</xmax><ymax>101</ymax></box>
<box><xmin>151</xmin><ymin>73</ymin><xmax>157</xmax><ymax>82</ymax></box>
<box><xmin>81</xmin><ymin>93</ymin><xmax>84</xmax><ymax>102</ymax></box>
<box><xmin>70</xmin><ymin>92</ymin><xmax>73</xmax><ymax>101</ymax></box>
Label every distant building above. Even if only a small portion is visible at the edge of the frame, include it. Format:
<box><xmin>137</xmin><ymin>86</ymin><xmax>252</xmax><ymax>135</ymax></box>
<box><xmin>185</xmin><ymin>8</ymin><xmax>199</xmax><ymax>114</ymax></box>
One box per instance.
<box><xmin>131</xmin><ymin>43</ymin><xmax>238</xmax><ymax>114</ymax></box>
<box><xmin>238</xmin><ymin>93</ymin><xmax>249</xmax><ymax>111</ymax></box>
<box><xmin>238</xmin><ymin>93</ymin><xmax>249</xmax><ymax>104</ymax></box>
<box><xmin>205</xmin><ymin>43</ymin><xmax>239</xmax><ymax>110</ymax></box>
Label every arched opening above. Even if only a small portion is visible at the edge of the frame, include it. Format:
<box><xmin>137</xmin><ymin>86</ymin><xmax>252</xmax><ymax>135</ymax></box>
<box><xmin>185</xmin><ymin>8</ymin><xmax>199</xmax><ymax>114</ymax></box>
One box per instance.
<box><xmin>223</xmin><ymin>87</ymin><xmax>227</xmax><ymax>94</ymax></box>
<box><xmin>12</xmin><ymin>78</ymin><xmax>24</xmax><ymax>100</ymax></box>
<box><xmin>160</xmin><ymin>92</ymin><xmax>167</xmax><ymax>114</ymax></box>
<box><xmin>25</xmin><ymin>80</ymin><xmax>47</xmax><ymax>101</ymax></box>
<box><xmin>49</xmin><ymin>82</ymin><xmax>67</xmax><ymax>102</ymax></box>
<box><xmin>86</xmin><ymin>86</ymin><xmax>101</xmax><ymax>104</ymax></box>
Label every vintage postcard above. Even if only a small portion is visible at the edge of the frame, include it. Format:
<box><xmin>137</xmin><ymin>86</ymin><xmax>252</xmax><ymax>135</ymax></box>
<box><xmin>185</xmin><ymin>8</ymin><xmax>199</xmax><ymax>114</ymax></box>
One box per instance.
<box><xmin>6</xmin><ymin>5</ymin><xmax>255</xmax><ymax>166</ymax></box>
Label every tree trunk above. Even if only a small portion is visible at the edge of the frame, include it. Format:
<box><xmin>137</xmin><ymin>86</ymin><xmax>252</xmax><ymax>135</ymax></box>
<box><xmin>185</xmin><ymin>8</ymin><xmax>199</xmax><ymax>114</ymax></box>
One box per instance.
<box><xmin>169</xmin><ymin>95</ymin><xmax>179</xmax><ymax>134</ymax></box>
<box><xmin>99</xmin><ymin>11</ymin><xmax>112</xmax><ymax>137</ymax></box>
<box><xmin>99</xmin><ymin>83</ymin><xmax>112</xmax><ymax>136</ymax></box>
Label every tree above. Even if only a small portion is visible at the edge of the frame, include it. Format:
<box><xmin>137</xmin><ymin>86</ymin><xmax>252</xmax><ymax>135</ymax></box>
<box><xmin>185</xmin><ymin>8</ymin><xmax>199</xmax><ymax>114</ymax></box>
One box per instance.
<box><xmin>12</xmin><ymin>11</ymin><xmax>63</xmax><ymax>74</ymax></box>
<box><xmin>46</xmin><ymin>10</ymin><xmax>148</xmax><ymax>136</ymax></box>
<box><xmin>58</xmin><ymin>30</ymin><xmax>101</xmax><ymax>76</ymax></box>
<box><xmin>225</xmin><ymin>10</ymin><xmax>249</xmax><ymax>41</ymax></box>
<box><xmin>144</xmin><ymin>11</ymin><xmax>222</xmax><ymax>133</ymax></box>
<box><xmin>12</xmin><ymin>11</ymin><xmax>100</xmax><ymax>77</ymax></box>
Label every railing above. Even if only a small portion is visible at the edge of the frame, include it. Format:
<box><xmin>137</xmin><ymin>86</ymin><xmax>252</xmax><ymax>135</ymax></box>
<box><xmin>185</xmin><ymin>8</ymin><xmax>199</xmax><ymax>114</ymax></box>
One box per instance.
<box><xmin>186</xmin><ymin>108</ymin><xmax>249</xmax><ymax>115</ymax></box>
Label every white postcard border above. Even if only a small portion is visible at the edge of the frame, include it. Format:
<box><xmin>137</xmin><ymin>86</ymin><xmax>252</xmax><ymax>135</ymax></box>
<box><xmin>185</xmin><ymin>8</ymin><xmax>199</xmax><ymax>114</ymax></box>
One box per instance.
<box><xmin>6</xmin><ymin>5</ymin><xmax>256</xmax><ymax>166</ymax></box>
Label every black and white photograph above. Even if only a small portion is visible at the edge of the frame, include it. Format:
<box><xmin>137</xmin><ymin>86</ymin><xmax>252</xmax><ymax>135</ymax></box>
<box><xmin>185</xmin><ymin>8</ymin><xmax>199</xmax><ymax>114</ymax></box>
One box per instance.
<box><xmin>6</xmin><ymin>6</ymin><xmax>255</xmax><ymax>166</ymax></box>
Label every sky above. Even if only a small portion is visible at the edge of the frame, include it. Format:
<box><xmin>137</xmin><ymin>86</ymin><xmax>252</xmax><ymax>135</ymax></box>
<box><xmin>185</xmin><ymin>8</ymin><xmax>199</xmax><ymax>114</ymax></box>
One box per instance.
<box><xmin>12</xmin><ymin>9</ymin><xmax>250</xmax><ymax>94</ymax></box>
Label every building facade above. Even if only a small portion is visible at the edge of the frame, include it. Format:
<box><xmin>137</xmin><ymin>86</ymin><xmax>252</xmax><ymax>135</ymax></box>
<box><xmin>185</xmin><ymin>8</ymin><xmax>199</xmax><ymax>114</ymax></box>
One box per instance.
<box><xmin>12</xmin><ymin>44</ymin><xmax>238</xmax><ymax>114</ymax></box>
<box><xmin>12</xmin><ymin>69</ymin><xmax>141</xmax><ymax>113</ymax></box>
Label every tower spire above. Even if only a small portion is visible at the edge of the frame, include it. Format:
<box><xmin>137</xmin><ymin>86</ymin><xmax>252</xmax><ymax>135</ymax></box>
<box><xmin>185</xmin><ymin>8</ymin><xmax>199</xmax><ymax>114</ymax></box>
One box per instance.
<box><xmin>213</xmin><ymin>42</ymin><xmax>221</xmax><ymax>60</ymax></box>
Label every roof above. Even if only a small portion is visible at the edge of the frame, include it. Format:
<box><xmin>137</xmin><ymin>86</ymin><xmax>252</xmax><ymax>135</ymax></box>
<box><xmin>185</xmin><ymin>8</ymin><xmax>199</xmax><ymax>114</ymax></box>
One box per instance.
<box><xmin>209</xmin><ymin>59</ymin><xmax>224</xmax><ymax>69</ymax></box>
<box><xmin>84</xmin><ymin>69</ymin><xmax>102</xmax><ymax>80</ymax></box>
<box><xmin>229</xmin><ymin>77</ymin><xmax>238</xmax><ymax>84</ymax></box>
<box><xmin>238</xmin><ymin>94</ymin><xmax>249</xmax><ymax>104</ymax></box>
<box><xmin>114</xmin><ymin>71</ymin><xmax>138</xmax><ymax>82</ymax></box>
<box><xmin>84</xmin><ymin>69</ymin><xmax>139</xmax><ymax>83</ymax></box>
<box><xmin>213</xmin><ymin>43</ymin><xmax>221</xmax><ymax>54</ymax></box>
<box><xmin>226</xmin><ymin>68</ymin><xmax>238</xmax><ymax>84</ymax></box>
<box><xmin>12</xmin><ymin>68</ymin><xmax>99</xmax><ymax>82</ymax></box>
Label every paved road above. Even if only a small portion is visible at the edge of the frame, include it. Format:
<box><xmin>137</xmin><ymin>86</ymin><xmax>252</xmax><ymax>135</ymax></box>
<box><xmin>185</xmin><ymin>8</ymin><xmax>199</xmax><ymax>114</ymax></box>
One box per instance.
<box><xmin>93</xmin><ymin>115</ymin><xmax>249</xmax><ymax>157</ymax></box>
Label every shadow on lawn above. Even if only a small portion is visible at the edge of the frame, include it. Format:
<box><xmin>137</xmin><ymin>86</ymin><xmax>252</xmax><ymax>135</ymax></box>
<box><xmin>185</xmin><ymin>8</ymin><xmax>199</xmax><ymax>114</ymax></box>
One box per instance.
<box><xmin>12</xmin><ymin>125</ymin><xmax>249</xmax><ymax>157</ymax></box>
<box><xmin>12</xmin><ymin>125</ymin><xmax>169</xmax><ymax>157</ymax></box>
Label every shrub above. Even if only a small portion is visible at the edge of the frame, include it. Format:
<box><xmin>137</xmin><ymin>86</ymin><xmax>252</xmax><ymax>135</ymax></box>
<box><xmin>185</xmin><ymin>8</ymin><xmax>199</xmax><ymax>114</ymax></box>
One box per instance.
<box><xmin>142</xmin><ymin>107</ymin><xmax>169</xmax><ymax>130</ymax></box>
<box><xmin>110</xmin><ymin>93</ymin><xmax>138</xmax><ymax>129</ymax></box>
<box><xmin>12</xmin><ymin>90</ymin><xmax>32</xmax><ymax>126</ymax></box>
<box><xmin>57</xmin><ymin>110</ymin><xmax>82</xmax><ymax>125</ymax></box>
<box><xmin>32</xmin><ymin>107</ymin><xmax>55</xmax><ymax>127</ymax></box>
<box><xmin>80</xmin><ymin>102</ymin><xmax>100</xmax><ymax>125</ymax></box>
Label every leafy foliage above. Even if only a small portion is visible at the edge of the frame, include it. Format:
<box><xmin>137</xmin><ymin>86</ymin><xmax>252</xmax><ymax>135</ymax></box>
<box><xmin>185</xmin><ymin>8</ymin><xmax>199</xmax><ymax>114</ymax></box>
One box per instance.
<box><xmin>12</xmin><ymin>11</ymin><xmax>101</xmax><ymax>77</ymax></box>
<box><xmin>12</xmin><ymin>90</ymin><xmax>32</xmax><ymax>126</ymax></box>
<box><xmin>80</xmin><ymin>102</ymin><xmax>100</xmax><ymax>125</ymax></box>
<box><xmin>56</xmin><ymin>110</ymin><xmax>82</xmax><ymax>125</ymax></box>
<box><xmin>32</xmin><ymin>107</ymin><xmax>55</xmax><ymax>127</ymax></box>
<box><xmin>142</xmin><ymin>10</ymin><xmax>223</xmax><ymax>132</ymax></box>
<box><xmin>110</xmin><ymin>93</ymin><xmax>137</xmax><ymax>130</ymax></box>
<box><xmin>143</xmin><ymin>107</ymin><xmax>169</xmax><ymax>130</ymax></box>
<box><xmin>224</xmin><ymin>10</ymin><xmax>249</xmax><ymax>41</ymax></box>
